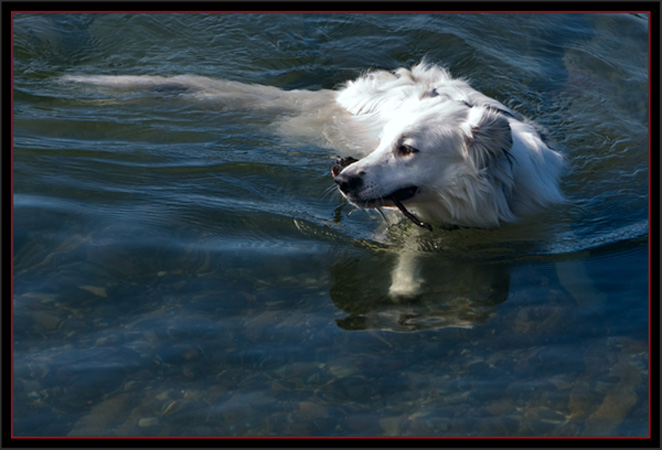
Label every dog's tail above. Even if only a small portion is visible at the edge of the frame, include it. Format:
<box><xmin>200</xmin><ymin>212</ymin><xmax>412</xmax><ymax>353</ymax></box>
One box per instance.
<box><xmin>61</xmin><ymin>74</ymin><xmax>185</xmax><ymax>88</ymax></box>
<box><xmin>59</xmin><ymin>74</ymin><xmax>306</xmax><ymax>109</ymax></box>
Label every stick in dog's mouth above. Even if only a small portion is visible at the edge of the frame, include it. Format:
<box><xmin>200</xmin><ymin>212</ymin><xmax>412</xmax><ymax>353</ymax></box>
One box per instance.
<box><xmin>331</xmin><ymin>156</ymin><xmax>359</xmax><ymax>177</ymax></box>
<box><xmin>388</xmin><ymin>196</ymin><xmax>433</xmax><ymax>232</ymax></box>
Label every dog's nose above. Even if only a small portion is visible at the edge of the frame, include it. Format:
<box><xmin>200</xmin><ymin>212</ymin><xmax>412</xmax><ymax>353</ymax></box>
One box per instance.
<box><xmin>334</xmin><ymin>172</ymin><xmax>364</xmax><ymax>194</ymax></box>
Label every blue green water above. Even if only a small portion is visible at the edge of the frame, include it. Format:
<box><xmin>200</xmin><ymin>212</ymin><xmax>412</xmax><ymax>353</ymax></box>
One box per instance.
<box><xmin>12</xmin><ymin>12</ymin><xmax>649</xmax><ymax>437</ymax></box>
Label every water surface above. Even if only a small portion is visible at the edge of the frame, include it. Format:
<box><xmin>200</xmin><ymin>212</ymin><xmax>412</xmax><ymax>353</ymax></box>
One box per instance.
<box><xmin>12</xmin><ymin>12</ymin><xmax>649</xmax><ymax>437</ymax></box>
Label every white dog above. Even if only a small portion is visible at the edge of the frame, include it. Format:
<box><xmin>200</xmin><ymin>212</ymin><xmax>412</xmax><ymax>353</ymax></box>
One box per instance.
<box><xmin>331</xmin><ymin>63</ymin><xmax>565</xmax><ymax>231</ymax></box>
<box><xmin>62</xmin><ymin>62</ymin><xmax>565</xmax><ymax>297</ymax></box>
<box><xmin>330</xmin><ymin>64</ymin><xmax>565</xmax><ymax>296</ymax></box>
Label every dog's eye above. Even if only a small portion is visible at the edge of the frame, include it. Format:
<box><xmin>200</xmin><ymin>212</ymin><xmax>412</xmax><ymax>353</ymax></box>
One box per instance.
<box><xmin>398</xmin><ymin>144</ymin><xmax>419</xmax><ymax>156</ymax></box>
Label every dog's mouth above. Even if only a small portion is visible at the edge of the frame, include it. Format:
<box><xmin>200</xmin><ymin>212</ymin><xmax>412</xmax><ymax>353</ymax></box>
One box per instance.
<box><xmin>385</xmin><ymin>188</ymin><xmax>433</xmax><ymax>232</ymax></box>
<box><xmin>387</xmin><ymin>186</ymin><xmax>418</xmax><ymax>203</ymax></box>
<box><xmin>364</xmin><ymin>187</ymin><xmax>432</xmax><ymax>232</ymax></box>
<box><xmin>332</xmin><ymin>157</ymin><xmax>432</xmax><ymax>231</ymax></box>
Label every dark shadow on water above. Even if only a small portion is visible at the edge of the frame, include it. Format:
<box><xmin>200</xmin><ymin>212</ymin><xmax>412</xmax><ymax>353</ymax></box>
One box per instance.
<box><xmin>329</xmin><ymin>252</ymin><xmax>510</xmax><ymax>332</ymax></box>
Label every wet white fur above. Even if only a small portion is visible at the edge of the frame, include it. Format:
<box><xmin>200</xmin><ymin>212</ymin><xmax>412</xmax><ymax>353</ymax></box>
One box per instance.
<box><xmin>334</xmin><ymin>63</ymin><xmax>564</xmax><ymax>228</ymax></box>
<box><xmin>61</xmin><ymin>62</ymin><xmax>565</xmax><ymax>297</ymax></box>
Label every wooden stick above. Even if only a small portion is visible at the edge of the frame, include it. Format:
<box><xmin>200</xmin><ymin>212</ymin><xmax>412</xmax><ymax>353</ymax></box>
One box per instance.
<box><xmin>390</xmin><ymin>197</ymin><xmax>432</xmax><ymax>232</ymax></box>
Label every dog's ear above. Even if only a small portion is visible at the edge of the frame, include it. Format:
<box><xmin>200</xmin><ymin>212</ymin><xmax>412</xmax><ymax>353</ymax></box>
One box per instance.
<box><xmin>462</xmin><ymin>107</ymin><xmax>513</xmax><ymax>169</ymax></box>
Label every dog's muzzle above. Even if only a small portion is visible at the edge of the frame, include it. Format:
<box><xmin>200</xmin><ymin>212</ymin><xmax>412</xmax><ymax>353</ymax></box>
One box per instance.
<box><xmin>330</xmin><ymin>157</ymin><xmax>432</xmax><ymax>231</ymax></box>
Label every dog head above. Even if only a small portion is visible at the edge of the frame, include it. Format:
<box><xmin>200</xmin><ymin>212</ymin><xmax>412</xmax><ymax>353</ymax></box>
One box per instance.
<box><xmin>332</xmin><ymin>100</ymin><xmax>515</xmax><ymax>227</ymax></box>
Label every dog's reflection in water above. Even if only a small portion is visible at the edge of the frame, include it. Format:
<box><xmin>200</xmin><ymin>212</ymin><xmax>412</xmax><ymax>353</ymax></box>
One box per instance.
<box><xmin>329</xmin><ymin>251</ymin><xmax>509</xmax><ymax>332</ymax></box>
